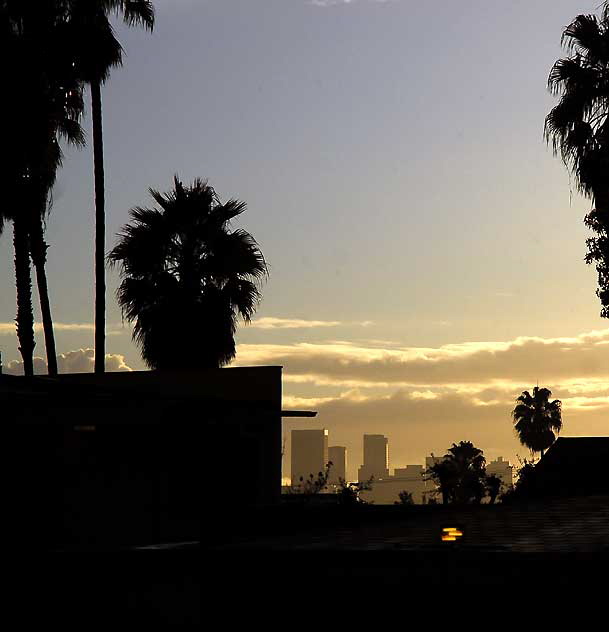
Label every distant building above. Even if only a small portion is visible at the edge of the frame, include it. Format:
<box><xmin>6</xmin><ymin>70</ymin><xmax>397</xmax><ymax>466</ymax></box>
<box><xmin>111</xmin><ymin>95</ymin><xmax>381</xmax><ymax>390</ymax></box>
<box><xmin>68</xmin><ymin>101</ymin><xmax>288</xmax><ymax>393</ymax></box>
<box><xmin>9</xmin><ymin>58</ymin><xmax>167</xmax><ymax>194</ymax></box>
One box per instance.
<box><xmin>358</xmin><ymin>434</ymin><xmax>389</xmax><ymax>482</ymax></box>
<box><xmin>328</xmin><ymin>446</ymin><xmax>347</xmax><ymax>484</ymax></box>
<box><xmin>487</xmin><ymin>456</ymin><xmax>513</xmax><ymax>488</ymax></box>
<box><xmin>425</xmin><ymin>455</ymin><xmax>443</xmax><ymax>469</ymax></box>
<box><xmin>291</xmin><ymin>429</ymin><xmax>329</xmax><ymax>486</ymax></box>
<box><xmin>361</xmin><ymin>464</ymin><xmax>430</xmax><ymax>504</ymax></box>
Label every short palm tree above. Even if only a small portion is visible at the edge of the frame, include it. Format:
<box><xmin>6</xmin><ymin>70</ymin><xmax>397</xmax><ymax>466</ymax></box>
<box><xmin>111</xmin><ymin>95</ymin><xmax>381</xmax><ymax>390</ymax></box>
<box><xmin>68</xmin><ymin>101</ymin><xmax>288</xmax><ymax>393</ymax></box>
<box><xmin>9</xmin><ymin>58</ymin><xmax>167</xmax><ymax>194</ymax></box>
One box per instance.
<box><xmin>545</xmin><ymin>5</ymin><xmax>609</xmax><ymax>316</ymax></box>
<box><xmin>108</xmin><ymin>177</ymin><xmax>268</xmax><ymax>370</ymax></box>
<box><xmin>512</xmin><ymin>387</ymin><xmax>562</xmax><ymax>458</ymax></box>
<box><xmin>426</xmin><ymin>442</ymin><xmax>487</xmax><ymax>505</ymax></box>
<box><xmin>68</xmin><ymin>0</ymin><xmax>155</xmax><ymax>373</ymax></box>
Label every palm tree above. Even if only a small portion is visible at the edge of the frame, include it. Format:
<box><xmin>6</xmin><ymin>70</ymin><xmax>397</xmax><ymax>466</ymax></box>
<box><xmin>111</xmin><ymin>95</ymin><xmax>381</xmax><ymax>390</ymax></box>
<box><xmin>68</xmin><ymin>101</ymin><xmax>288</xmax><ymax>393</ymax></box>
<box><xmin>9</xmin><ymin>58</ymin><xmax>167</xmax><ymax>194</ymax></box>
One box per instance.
<box><xmin>108</xmin><ymin>176</ymin><xmax>268</xmax><ymax>370</ymax></box>
<box><xmin>485</xmin><ymin>474</ymin><xmax>502</xmax><ymax>505</ymax></box>
<box><xmin>512</xmin><ymin>387</ymin><xmax>562</xmax><ymax>458</ymax></box>
<box><xmin>67</xmin><ymin>0</ymin><xmax>155</xmax><ymax>373</ymax></box>
<box><xmin>545</xmin><ymin>5</ymin><xmax>609</xmax><ymax>316</ymax></box>
<box><xmin>1</xmin><ymin>2</ymin><xmax>85</xmax><ymax>376</ymax></box>
<box><xmin>426</xmin><ymin>442</ymin><xmax>487</xmax><ymax>505</ymax></box>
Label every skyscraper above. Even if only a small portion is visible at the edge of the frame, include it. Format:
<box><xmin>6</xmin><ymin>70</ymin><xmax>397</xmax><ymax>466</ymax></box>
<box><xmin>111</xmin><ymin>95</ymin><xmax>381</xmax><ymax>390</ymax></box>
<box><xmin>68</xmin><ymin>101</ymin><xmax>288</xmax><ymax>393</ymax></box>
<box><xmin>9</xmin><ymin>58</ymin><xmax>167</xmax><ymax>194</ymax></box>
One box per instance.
<box><xmin>291</xmin><ymin>429</ymin><xmax>329</xmax><ymax>486</ymax></box>
<box><xmin>328</xmin><ymin>446</ymin><xmax>347</xmax><ymax>484</ymax></box>
<box><xmin>486</xmin><ymin>456</ymin><xmax>514</xmax><ymax>487</ymax></box>
<box><xmin>358</xmin><ymin>434</ymin><xmax>389</xmax><ymax>482</ymax></box>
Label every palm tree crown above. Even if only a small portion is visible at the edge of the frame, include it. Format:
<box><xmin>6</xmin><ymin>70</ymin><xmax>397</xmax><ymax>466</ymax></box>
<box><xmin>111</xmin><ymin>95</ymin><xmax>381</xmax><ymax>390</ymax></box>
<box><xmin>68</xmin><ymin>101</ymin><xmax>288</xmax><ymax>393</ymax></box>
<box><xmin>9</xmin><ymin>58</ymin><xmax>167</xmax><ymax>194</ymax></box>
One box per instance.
<box><xmin>426</xmin><ymin>441</ymin><xmax>487</xmax><ymax>505</ymax></box>
<box><xmin>512</xmin><ymin>387</ymin><xmax>562</xmax><ymax>456</ymax></box>
<box><xmin>108</xmin><ymin>177</ymin><xmax>268</xmax><ymax>370</ymax></box>
<box><xmin>545</xmin><ymin>6</ymin><xmax>609</xmax><ymax>316</ymax></box>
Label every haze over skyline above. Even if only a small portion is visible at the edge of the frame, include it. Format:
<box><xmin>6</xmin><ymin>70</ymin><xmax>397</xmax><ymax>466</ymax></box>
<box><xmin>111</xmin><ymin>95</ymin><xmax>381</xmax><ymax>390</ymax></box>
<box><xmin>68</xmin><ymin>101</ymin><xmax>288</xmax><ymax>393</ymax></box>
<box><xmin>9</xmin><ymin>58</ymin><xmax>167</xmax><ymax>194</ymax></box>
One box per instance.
<box><xmin>1</xmin><ymin>0</ymin><xmax>608</xmax><ymax>476</ymax></box>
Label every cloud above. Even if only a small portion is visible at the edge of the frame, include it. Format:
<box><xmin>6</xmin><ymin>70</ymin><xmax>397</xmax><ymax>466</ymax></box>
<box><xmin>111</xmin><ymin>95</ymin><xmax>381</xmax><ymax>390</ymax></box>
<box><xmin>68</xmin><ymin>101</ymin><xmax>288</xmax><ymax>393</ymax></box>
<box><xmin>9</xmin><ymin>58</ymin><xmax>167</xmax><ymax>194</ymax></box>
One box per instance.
<box><xmin>0</xmin><ymin>322</ymin><xmax>94</xmax><ymax>335</ymax></box>
<box><xmin>250</xmin><ymin>317</ymin><xmax>342</xmax><ymax>330</ymax></box>
<box><xmin>249</xmin><ymin>317</ymin><xmax>374</xmax><ymax>329</ymax></box>
<box><xmin>236</xmin><ymin>328</ymin><xmax>609</xmax><ymax>389</ymax></box>
<box><xmin>0</xmin><ymin>322</ymin><xmax>128</xmax><ymax>336</ymax></box>
<box><xmin>4</xmin><ymin>348</ymin><xmax>132</xmax><ymax>375</ymax></box>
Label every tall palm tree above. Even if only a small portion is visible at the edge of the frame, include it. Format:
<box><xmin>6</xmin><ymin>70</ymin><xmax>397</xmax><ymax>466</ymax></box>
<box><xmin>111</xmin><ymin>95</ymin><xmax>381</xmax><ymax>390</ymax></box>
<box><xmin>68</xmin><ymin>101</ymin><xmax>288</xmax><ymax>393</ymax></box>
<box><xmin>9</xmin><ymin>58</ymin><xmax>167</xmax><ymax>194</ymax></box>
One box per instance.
<box><xmin>1</xmin><ymin>1</ymin><xmax>85</xmax><ymax>376</ymax></box>
<box><xmin>108</xmin><ymin>176</ymin><xmax>268</xmax><ymax>370</ymax></box>
<box><xmin>67</xmin><ymin>0</ymin><xmax>154</xmax><ymax>374</ymax></box>
<box><xmin>512</xmin><ymin>387</ymin><xmax>562</xmax><ymax>458</ymax></box>
<box><xmin>545</xmin><ymin>5</ymin><xmax>609</xmax><ymax>316</ymax></box>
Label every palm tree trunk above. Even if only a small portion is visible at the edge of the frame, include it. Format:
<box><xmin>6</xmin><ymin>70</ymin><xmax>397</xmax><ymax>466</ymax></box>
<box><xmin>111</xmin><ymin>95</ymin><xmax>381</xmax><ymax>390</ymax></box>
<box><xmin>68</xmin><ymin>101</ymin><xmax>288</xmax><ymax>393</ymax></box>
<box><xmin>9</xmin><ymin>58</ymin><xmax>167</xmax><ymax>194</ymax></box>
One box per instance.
<box><xmin>13</xmin><ymin>219</ymin><xmax>35</xmax><ymax>376</ymax></box>
<box><xmin>91</xmin><ymin>80</ymin><xmax>106</xmax><ymax>374</ymax></box>
<box><xmin>29</xmin><ymin>213</ymin><xmax>58</xmax><ymax>376</ymax></box>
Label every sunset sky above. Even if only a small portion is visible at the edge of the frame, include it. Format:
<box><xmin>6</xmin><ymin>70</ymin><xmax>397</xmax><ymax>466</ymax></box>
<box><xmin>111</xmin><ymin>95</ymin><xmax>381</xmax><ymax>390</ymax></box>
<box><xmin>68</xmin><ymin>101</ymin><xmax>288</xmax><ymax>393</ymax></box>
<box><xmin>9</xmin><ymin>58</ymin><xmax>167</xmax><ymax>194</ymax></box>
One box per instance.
<box><xmin>1</xmin><ymin>0</ymin><xmax>608</xmax><ymax>480</ymax></box>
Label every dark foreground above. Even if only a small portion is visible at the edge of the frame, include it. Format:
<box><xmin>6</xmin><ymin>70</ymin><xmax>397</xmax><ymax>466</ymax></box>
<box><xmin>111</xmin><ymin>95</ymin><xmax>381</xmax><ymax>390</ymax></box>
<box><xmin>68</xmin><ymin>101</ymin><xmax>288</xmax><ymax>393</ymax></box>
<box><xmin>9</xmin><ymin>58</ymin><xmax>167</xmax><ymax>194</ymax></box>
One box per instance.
<box><xmin>205</xmin><ymin>495</ymin><xmax>609</xmax><ymax>594</ymax></box>
<box><xmin>20</xmin><ymin>496</ymin><xmax>609</xmax><ymax>622</ymax></box>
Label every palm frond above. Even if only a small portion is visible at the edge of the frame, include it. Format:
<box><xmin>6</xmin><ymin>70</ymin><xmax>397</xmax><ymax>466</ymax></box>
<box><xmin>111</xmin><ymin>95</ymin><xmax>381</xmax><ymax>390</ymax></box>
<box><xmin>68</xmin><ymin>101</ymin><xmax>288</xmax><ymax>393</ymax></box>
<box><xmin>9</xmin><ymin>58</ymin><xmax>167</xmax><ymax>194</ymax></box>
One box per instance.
<box><xmin>108</xmin><ymin>176</ymin><xmax>267</xmax><ymax>369</ymax></box>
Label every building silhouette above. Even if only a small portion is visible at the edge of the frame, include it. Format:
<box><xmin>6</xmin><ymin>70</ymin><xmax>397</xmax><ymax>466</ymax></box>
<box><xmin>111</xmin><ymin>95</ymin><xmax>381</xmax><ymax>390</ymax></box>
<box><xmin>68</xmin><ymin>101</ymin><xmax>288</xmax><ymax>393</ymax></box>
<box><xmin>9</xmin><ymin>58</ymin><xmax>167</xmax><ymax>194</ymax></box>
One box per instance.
<box><xmin>291</xmin><ymin>429</ymin><xmax>329</xmax><ymax>486</ymax></box>
<box><xmin>0</xmin><ymin>367</ymin><xmax>315</xmax><ymax>548</ymax></box>
<box><xmin>358</xmin><ymin>434</ymin><xmax>389</xmax><ymax>482</ymax></box>
<box><xmin>487</xmin><ymin>456</ymin><xmax>514</xmax><ymax>488</ymax></box>
<box><xmin>328</xmin><ymin>446</ymin><xmax>347</xmax><ymax>484</ymax></box>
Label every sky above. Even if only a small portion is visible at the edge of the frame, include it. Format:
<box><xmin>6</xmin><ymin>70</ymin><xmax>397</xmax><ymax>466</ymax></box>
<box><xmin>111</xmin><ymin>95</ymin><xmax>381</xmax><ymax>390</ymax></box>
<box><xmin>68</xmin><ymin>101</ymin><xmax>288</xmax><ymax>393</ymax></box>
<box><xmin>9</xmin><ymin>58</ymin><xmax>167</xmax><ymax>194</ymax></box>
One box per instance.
<box><xmin>1</xmin><ymin>0</ymin><xmax>609</xmax><ymax>480</ymax></box>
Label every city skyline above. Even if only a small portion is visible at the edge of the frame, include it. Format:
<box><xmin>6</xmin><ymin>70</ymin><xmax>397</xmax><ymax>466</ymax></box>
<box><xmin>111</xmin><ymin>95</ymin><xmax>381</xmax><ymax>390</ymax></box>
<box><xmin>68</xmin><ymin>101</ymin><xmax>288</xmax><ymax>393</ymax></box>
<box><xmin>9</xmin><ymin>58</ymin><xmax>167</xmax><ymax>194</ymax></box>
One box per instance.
<box><xmin>285</xmin><ymin>427</ymin><xmax>514</xmax><ymax>485</ymax></box>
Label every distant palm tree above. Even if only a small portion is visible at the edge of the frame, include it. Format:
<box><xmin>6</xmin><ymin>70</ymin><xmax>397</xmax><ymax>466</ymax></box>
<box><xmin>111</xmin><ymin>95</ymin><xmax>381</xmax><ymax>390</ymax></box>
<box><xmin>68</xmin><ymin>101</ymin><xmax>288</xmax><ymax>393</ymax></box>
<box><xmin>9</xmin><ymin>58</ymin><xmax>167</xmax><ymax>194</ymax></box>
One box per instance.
<box><xmin>426</xmin><ymin>442</ymin><xmax>487</xmax><ymax>505</ymax></box>
<box><xmin>485</xmin><ymin>474</ymin><xmax>502</xmax><ymax>505</ymax></box>
<box><xmin>512</xmin><ymin>387</ymin><xmax>562</xmax><ymax>458</ymax></box>
<box><xmin>108</xmin><ymin>177</ymin><xmax>268</xmax><ymax>370</ymax></box>
<box><xmin>68</xmin><ymin>0</ymin><xmax>155</xmax><ymax>373</ymax></box>
<box><xmin>545</xmin><ymin>5</ymin><xmax>609</xmax><ymax>316</ymax></box>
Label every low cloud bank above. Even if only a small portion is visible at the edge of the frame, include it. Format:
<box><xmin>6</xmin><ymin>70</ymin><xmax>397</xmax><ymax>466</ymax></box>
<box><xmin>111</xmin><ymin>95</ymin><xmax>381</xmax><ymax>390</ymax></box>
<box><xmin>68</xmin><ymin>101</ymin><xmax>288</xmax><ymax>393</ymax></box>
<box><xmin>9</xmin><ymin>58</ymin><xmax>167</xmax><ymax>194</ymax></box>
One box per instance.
<box><xmin>4</xmin><ymin>348</ymin><xmax>132</xmax><ymax>375</ymax></box>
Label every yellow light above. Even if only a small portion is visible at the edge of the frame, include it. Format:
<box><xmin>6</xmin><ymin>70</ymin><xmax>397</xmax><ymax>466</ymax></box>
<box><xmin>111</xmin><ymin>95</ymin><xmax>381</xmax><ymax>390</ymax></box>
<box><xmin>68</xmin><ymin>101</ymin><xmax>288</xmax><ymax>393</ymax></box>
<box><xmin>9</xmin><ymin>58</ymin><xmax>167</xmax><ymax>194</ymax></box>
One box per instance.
<box><xmin>441</xmin><ymin>527</ymin><xmax>464</xmax><ymax>542</ymax></box>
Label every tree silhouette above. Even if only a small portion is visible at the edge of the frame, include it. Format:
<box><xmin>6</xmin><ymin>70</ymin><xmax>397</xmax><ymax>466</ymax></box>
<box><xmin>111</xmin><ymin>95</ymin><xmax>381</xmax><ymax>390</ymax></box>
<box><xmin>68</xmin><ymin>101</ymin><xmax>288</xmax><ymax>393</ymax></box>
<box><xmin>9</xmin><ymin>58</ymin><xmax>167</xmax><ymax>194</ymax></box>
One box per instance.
<box><xmin>108</xmin><ymin>176</ymin><xmax>267</xmax><ymax>370</ymax></box>
<box><xmin>68</xmin><ymin>0</ymin><xmax>155</xmax><ymax>373</ymax></box>
<box><xmin>512</xmin><ymin>387</ymin><xmax>562</xmax><ymax>458</ymax></box>
<box><xmin>545</xmin><ymin>5</ymin><xmax>609</xmax><ymax>317</ymax></box>
<box><xmin>426</xmin><ymin>442</ymin><xmax>487</xmax><ymax>505</ymax></box>
<box><xmin>485</xmin><ymin>474</ymin><xmax>502</xmax><ymax>505</ymax></box>
<box><xmin>0</xmin><ymin>2</ymin><xmax>85</xmax><ymax>375</ymax></box>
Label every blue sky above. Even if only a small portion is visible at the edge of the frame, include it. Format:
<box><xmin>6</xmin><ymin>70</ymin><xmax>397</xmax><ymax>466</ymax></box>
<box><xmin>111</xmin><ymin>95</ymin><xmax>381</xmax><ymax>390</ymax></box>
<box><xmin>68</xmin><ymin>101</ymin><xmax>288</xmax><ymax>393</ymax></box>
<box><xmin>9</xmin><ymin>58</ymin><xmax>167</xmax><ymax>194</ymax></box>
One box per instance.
<box><xmin>2</xmin><ymin>1</ymin><xmax>608</xmax><ymax>477</ymax></box>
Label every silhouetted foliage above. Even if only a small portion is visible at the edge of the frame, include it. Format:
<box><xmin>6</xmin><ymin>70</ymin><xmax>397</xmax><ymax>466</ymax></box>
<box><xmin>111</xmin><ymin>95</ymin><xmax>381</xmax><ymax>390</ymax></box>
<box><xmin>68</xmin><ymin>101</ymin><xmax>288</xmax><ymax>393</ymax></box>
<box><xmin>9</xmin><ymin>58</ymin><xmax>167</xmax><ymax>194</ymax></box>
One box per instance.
<box><xmin>512</xmin><ymin>387</ymin><xmax>562</xmax><ymax>457</ymax></box>
<box><xmin>291</xmin><ymin>462</ymin><xmax>332</xmax><ymax>495</ymax></box>
<box><xmin>336</xmin><ymin>476</ymin><xmax>373</xmax><ymax>506</ymax></box>
<box><xmin>485</xmin><ymin>474</ymin><xmax>503</xmax><ymax>505</ymax></box>
<box><xmin>108</xmin><ymin>176</ymin><xmax>267</xmax><ymax>370</ymax></box>
<box><xmin>67</xmin><ymin>0</ymin><xmax>155</xmax><ymax>373</ymax></box>
<box><xmin>0</xmin><ymin>1</ymin><xmax>86</xmax><ymax>375</ymax></box>
<box><xmin>499</xmin><ymin>457</ymin><xmax>537</xmax><ymax>504</ymax></box>
<box><xmin>395</xmin><ymin>490</ymin><xmax>414</xmax><ymax>506</ymax></box>
<box><xmin>425</xmin><ymin>442</ymin><xmax>487</xmax><ymax>505</ymax></box>
<box><xmin>545</xmin><ymin>4</ymin><xmax>609</xmax><ymax>317</ymax></box>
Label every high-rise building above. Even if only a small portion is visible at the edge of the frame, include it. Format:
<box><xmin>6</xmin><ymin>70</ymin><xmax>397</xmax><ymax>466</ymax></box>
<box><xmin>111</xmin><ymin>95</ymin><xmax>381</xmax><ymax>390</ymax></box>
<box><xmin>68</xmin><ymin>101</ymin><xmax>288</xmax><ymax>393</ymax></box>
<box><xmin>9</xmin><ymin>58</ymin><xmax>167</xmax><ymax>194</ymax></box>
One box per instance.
<box><xmin>291</xmin><ymin>429</ymin><xmax>329</xmax><ymax>486</ymax></box>
<box><xmin>328</xmin><ymin>446</ymin><xmax>347</xmax><ymax>484</ymax></box>
<box><xmin>425</xmin><ymin>455</ymin><xmax>443</xmax><ymax>469</ymax></box>
<box><xmin>358</xmin><ymin>434</ymin><xmax>389</xmax><ymax>482</ymax></box>
<box><xmin>487</xmin><ymin>456</ymin><xmax>513</xmax><ymax>487</ymax></box>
